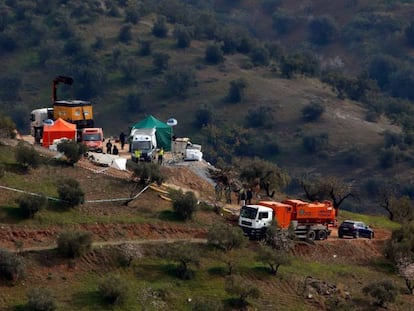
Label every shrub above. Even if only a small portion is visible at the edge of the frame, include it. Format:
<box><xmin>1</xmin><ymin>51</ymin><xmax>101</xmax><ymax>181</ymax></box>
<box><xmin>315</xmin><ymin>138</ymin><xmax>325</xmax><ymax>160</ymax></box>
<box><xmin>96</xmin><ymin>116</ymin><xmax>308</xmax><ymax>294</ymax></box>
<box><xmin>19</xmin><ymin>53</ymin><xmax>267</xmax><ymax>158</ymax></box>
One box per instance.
<box><xmin>118</xmin><ymin>23</ymin><xmax>132</xmax><ymax>43</ymax></box>
<box><xmin>138</xmin><ymin>39</ymin><xmax>152</xmax><ymax>56</ymax></box>
<box><xmin>308</xmin><ymin>15</ymin><xmax>338</xmax><ymax>45</ymax></box>
<box><xmin>272</xmin><ymin>11</ymin><xmax>297</xmax><ymax>35</ymax></box>
<box><xmin>57</xmin><ymin>140</ymin><xmax>87</xmax><ymax>166</ymax></box>
<box><xmin>125</xmin><ymin>92</ymin><xmax>142</xmax><ymax>114</ymax></box>
<box><xmin>26</xmin><ymin>287</ymin><xmax>57</xmax><ymax>311</ymax></box>
<box><xmin>56</xmin><ymin>231</ymin><xmax>92</xmax><ymax>258</ymax></box>
<box><xmin>152</xmin><ymin>15</ymin><xmax>168</xmax><ymax>38</ymax></box>
<box><xmin>0</xmin><ymin>114</ymin><xmax>16</xmax><ymax>138</ymax></box>
<box><xmin>191</xmin><ymin>298</ymin><xmax>223</xmax><ymax>311</ymax></box>
<box><xmin>56</xmin><ymin>178</ymin><xmax>85</xmax><ymax>207</ymax></box>
<box><xmin>125</xmin><ymin>7</ymin><xmax>140</xmax><ymax>24</ymax></box>
<box><xmin>362</xmin><ymin>280</ymin><xmax>397</xmax><ymax>307</ymax></box>
<box><xmin>152</xmin><ymin>52</ymin><xmax>170</xmax><ymax>73</ymax></box>
<box><xmin>302</xmin><ymin>133</ymin><xmax>329</xmax><ymax>153</ymax></box>
<box><xmin>17</xmin><ymin>194</ymin><xmax>47</xmax><ymax>218</ymax></box>
<box><xmin>249</xmin><ymin>46</ymin><xmax>270</xmax><ymax>66</ymax></box>
<box><xmin>302</xmin><ymin>102</ymin><xmax>325</xmax><ymax>122</ymax></box>
<box><xmin>205</xmin><ymin>44</ymin><xmax>224</xmax><ymax>64</ymax></box>
<box><xmin>195</xmin><ymin>105</ymin><xmax>213</xmax><ymax>128</ymax></box>
<box><xmin>379</xmin><ymin>148</ymin><xmax>398</xmax><ymax>169</ymax></box>
<box><xmin>171</xmin><ymin>189</ymin><xmax>198</xmax><ymax>220</ymax></box>
<box><xmin>98</xmin><ymin>275</ymin><xmax>128</xmax><ymax>305</ymax></box>
<box><xmin>245</xmin><ymin>106</ymin><xmax>273</xmax><ymax>128</ymax></box>
<box><xmin>131</xmin><ymin>162</ymin><xmax>164</xmax><ymax>188</ymax></box>
<box><xmin>0</xmin><ymin>248</ymin><xmax>25</xmax><ymax>283</ymax></box>
<box><xmin>164</xmin><ymin>67</ymin><xmax>195</xmax><ymax>98</ymax></box>
<box><xmin>15</xmin><ymin>141</ymin><xmax>40</xmax><ymax>169</ymax></box>
<box><xmin>227</xmin><ymin>78</ymin><xmax>247</xmax><ymax>103</ymax></box>
<box><xmin>173</xmin><ymin>24</ymin><xmax>192</xmax><ymax>48</ymax></box>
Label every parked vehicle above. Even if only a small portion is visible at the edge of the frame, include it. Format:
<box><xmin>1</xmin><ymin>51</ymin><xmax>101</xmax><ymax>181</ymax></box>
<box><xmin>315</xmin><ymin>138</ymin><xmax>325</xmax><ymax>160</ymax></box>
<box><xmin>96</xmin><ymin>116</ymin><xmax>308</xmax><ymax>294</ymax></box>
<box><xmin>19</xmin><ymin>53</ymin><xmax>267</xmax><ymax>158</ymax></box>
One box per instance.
<box><xmin>239</xmin><ymin>199</ymin><xmax>336</xmax><ymax>240</ymax></box>
<box><xmin>338</xmin><ymin>220</ymin><xmax>374</xmax><ymax>239</ymax></box>
<box><xmin>130</xmin><ymin>128</ymin><xmax>157</xmax><ymax>162</ymax></box>
<box><xmin>81</xmin><ymin>128</ymin><xmax>104</xmax><ymax>152</ymax></box>
<box><xmin>30</xmin><ymin>108</ymin><xmax>54</xmax><ymax>143</ymax></box>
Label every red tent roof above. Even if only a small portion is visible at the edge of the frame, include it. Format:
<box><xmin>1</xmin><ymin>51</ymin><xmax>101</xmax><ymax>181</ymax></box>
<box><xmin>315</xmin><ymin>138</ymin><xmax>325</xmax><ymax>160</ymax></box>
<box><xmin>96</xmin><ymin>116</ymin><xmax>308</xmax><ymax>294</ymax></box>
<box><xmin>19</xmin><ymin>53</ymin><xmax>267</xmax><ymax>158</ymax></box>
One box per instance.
<box><xmin>42</xmin><ymin>118</ymin><xmax>76</xmax><ymax>147</ymax></box>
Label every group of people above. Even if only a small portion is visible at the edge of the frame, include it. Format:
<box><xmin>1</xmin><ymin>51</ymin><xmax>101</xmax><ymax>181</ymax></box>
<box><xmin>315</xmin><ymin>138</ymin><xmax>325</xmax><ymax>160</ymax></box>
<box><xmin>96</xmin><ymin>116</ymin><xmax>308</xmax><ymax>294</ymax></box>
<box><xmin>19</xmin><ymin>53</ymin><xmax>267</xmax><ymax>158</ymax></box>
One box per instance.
<box><xmin>238</xmin><ymin>188</ymin><xmax>253</xmax><ymax>206</ymax></box>
<box><xmin>105</xmin><ymin>132</ymin><xmax>126</xmax><ymax>155</ymax></box>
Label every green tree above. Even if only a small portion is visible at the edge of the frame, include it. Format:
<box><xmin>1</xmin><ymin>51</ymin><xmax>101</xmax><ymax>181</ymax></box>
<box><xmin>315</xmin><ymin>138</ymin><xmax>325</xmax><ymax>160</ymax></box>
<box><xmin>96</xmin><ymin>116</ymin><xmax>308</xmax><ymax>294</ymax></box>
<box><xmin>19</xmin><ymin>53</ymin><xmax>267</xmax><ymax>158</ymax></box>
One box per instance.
<box><xmin>256</xmin><ymin>245</ymin><xmax>292</xmax><ymax>275</ymax></box>
<box><xmin>152</xmin><ymin>15</ymin><xmax>168</xmax><ymax>38</ymax></box>
<box><xmin>272</xmin><ymin>11</ymin><xmax>297</xmax><ymax>35</ymax></box>
<box><xmin>225</xmin><ymin>275</ymin><xmax>260</xmax><ymax>308</ymax></box>
<box><xmin>170</xmin><ymin>189</ymin><xmax>198</xmax><ymax>220</ymax></box>
<box><xmin>57</xmin><ymin>140</ymin><xmax>87</xmax><ymax>166</ymax></box>
<box><xmin>15</xmin><ymin>141</ymin><xmax>40</xmax><ymax>170</ymax></box>
<box><xmin>164</xmin><ymin>67</ymin><xmax>195</xmax><ymax>98</ymax></box>
<box><xmin>236</xmin><ymin>157</ymin><xmax>290</xmax><ymax>198</ymax></box>
<box><xmin>56</xmin><ymin>178</ymin><xmax>85</xmax><ymax>207</ymax></box>
<box><xmin>227</xmin><ymin>78</ymin><xmax>247</xmax><ymax>103</ymax></box>
<box><xmin>124</xmin><ymin>92</ymin><xmax>142</xmax><ymax>114</ymax></box>
<box><xmin>362</xmin><ymin>280</ymin><xmax>397</xmax><ymax>307</ymax></box>
<box><xmin>125</xmin><ymin>6</ymin><xmax>140</xmax><ymax>24</ymax></box>
<box><xmin>0</xmin><ymin>248</ymin><xmax>25</xmax><ymax>284</ymax></box>
<box><xmin>99</xmin><ymin>275</ymin><xmax>128</xmax><ymax>305</ymax></box>
<box><xmin>56</xmin><ymin>231</ymin><xmax>92</xmax><ymax>258</ymax></box>
<box><xmin>245</xmin><ymin>106</ymin><xmax>274</xmax><ymax>128</ymax></box>
<box><xmin>207</xmin><ymin>223</ymin><xmax>247</xmax><ymax>275</ymax></box>
<box><xmin>302</xmin><ymin>133</ymin><xmax>329</xmax><ymax>153</ymax></box>
<box><xmin>131</xmin><ymin>162</ymin><xmax>164</xmax><ymax>189</ymax></box>
<box><xmin>17</xmin><ymin>194</ymin><xmax>47</xmax><ymax>218</ymax></box>
<box><xmin>26</xmin><ymin>287</ymin><xmax>57</xmax><ymax>311</ymax></box>
<box><xmin>162</xmin><ymin>242</ymin><xmax>200</xmax><ymax>279</ymax></box>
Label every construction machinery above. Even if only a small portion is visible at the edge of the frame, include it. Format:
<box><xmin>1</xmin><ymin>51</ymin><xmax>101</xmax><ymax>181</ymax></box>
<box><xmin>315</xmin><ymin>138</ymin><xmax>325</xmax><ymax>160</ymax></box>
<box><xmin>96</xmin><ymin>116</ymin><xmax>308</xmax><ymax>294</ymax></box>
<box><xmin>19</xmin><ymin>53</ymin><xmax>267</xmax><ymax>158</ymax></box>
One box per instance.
<box><xmin>238</xmin><ymin>199</ymin><xmax>336</xmax><ymax>240</ymax></box>
<box><xmin>30</xmin><ymin>76</ymin><xmax>95</xmax><ymax>143</ymax></box>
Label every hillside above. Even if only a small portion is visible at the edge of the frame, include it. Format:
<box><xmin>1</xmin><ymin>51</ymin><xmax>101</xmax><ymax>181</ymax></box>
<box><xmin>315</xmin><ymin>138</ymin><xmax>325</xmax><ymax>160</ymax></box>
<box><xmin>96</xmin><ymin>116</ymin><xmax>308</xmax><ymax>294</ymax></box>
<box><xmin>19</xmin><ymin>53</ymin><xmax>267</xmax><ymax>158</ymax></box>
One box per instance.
<box><xmin>1</xmin><ymin>0</ymin><xmax>414</xmax><ymax>214</ymax></box>
<box><xmin>0</xmin><ymin>140</ymin><xmax>413</xmax><ymax>310</ymax></box>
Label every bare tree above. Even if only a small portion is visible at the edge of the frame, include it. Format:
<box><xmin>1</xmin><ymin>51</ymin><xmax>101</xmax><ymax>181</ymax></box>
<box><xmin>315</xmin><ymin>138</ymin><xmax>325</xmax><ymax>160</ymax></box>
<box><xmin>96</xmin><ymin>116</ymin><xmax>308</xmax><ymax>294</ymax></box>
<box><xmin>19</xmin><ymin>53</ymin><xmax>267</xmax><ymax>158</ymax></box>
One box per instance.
<box><xmin>397</xmin><ymin>257</ymin><xmax>414</xmax><ymax>294</ymax></box>
<box><xmin>300</xmin><ymin>176</ymin><xmax>353</xmax><ymax>210</ymax></box>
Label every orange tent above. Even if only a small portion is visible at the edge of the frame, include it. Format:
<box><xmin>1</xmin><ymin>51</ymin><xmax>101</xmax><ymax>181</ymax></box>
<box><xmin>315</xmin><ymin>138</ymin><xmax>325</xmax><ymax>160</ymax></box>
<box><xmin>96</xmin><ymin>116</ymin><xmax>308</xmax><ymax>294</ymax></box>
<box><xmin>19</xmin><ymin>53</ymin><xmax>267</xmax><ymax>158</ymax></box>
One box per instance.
<box><xmin>42</xmin><ymin>118</ymin><xmax>76</xmax><ymax>148</ymax></box>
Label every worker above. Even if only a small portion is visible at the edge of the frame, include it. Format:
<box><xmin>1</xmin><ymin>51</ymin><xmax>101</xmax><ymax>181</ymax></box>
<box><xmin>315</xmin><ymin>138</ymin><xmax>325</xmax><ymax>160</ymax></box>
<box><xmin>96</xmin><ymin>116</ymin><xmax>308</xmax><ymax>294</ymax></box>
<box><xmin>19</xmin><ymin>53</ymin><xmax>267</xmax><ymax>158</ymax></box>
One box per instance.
<box><xmin>106</xmin><ymin>140</ymin><xmax>112</xmax><ymax>154</ymax></box>
<box><xmin>112</xmin><ymin>145</ymin><xmax>119</xmax><ymax>155</ymax></box>
<box><xmin>246</xmin><ymin>188</ymin><xmax>253</xmax><ymax>205</ymax></box>
<box><xmin>134</xmin><ymin>149</ymin><xmax>141</xmax><ymax>163</ymax></box>
<box><xmin>119</xmin><ymin>132</ymin><xmax>126</xmax><ymax>150</ymax></box>
<box><xmin>158</xmin><ymin>147</ymin><xmax>164</xmax><ymax>165</ymax></box>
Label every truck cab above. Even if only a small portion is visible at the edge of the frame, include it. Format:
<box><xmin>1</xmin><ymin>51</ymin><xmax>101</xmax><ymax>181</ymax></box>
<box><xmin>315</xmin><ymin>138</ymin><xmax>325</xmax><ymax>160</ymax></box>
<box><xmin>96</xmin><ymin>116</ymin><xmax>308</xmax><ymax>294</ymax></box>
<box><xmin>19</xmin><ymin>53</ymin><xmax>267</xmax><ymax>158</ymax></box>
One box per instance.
<box><xmin>130</xmin><ymin>128</ymin><xmax>157</xmax><ymax>162</ymax></box>
<box><xmin>239</xmin><ymin>205</ymin><xmax>274</xmax><ymax>237</ymax></box>
<box><xmin>81</xmin><ymin>128</ymin><xmax>104</xmax><ymax>152</ymax></box>
<box><xmin>30</xmin><ymin>108</ymin><xmax>54</xmax><ymax>143</ymax></box>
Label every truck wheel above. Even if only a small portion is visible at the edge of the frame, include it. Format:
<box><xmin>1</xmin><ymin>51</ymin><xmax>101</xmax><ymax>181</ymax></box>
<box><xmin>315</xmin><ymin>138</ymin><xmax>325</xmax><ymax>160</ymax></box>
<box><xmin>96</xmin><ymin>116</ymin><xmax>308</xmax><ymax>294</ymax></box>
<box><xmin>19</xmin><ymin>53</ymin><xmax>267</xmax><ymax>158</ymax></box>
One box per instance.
<box><xmin>353</xmin><ymin>231</ymin><xmax>359</xmax><ymax>239</ymax></box>
<box><xmin>317</xmin><ymin>230</ymin><xmax>327</xmax><ymax>240</ymax></box>
<box><xmin>306</xmin><ymin>230</ymin><xmax>316</xmax><ymax>241</ymax></box>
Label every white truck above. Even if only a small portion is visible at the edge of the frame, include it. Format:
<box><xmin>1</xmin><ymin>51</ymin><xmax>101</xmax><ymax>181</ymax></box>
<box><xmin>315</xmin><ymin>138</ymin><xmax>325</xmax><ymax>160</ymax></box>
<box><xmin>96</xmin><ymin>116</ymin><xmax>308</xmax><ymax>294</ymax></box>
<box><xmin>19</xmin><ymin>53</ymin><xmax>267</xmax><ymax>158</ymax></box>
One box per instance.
<box><xmin>130</xmin><ymin>128</ymin><xmax>157</xmax><ymax>162</ymax></box>
<box><xmin>30</xmin><ymin>108</ymin><xmax>54</xmax><ymax>143</ymax></box>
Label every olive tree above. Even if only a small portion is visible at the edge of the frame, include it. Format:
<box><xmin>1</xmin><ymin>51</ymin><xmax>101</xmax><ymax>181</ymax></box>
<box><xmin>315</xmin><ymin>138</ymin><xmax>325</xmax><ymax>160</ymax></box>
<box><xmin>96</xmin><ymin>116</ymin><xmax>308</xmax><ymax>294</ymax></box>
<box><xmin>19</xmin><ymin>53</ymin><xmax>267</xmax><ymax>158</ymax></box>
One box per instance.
<box><xmin>256</xmin><ymin>244</ymin><xmax>292</xmax><ymax>275</ymax></box>
<box><xmin>0</xmin><ymin>248</ymin><xmax>26</xmax><ymax>284</ymax></box>
<box><xmin>99</xmin><ymin>275</ymin><xmax>128</xmax><ymax>305</ymax></box>
<box><xmin>56</xmin><ymin>231</ymin><xmax>92</xmax><ymax>258</ymax></box>
<box><xmin>362</xmin><ymin>280</ymin><xmax>398</xmax><ymax>307</ymax></box>
<box><xmin>26</xmin><ymin>287</ymin><xmax>57</xmax><ymax>311</ymax></box>
<box><xmin>170</xmin><ymin>189</ymin><xmax>198</xmax><ymax>221</ymax></box>
<box><xmin>236</xmin><ymin>157</ymin><xmax>290</xmax><ymax>198</ymax></box>
<box><xmin>17</xmin><ymin>194</ymin><xmax>47</xmax><ymax>218</ymax></box>
<box><xmin>207</xmin><ymin>223</ymin><xmax>247</xmax><ymax>275</ymax></box>
<box><xmin>57</xmin><ymin>140</ymin><xmax>87</xmax><ymax>166</ymax></box>
<box><xmin>56</xmin><ymin>178</ymin><xmax>85</xmax><ymax>207</ymax></box>
<box><xmin>225</xmin><ymin>275</ymin><xmax>260</xmax><ymax>308</ymax></box>
<box><xmin>160</xmin><ymin>242</ymin><xmax>200</xmax><ymax>279</ymax></box>
<box><xmin>15</xmin><ymin>141</ymin><xmax>40</xmax><ymax>170</ymax></box>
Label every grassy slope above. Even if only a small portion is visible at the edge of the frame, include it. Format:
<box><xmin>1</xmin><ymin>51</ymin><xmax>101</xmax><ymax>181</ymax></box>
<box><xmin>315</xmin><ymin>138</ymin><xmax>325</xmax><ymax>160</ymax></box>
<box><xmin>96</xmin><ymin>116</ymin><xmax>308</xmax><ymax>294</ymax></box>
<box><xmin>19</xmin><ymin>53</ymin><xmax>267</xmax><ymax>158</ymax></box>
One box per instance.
<box><xmin>0</xmin><ymin>143</ymin><xmax>413</xmax><ymax>310</ymax></box>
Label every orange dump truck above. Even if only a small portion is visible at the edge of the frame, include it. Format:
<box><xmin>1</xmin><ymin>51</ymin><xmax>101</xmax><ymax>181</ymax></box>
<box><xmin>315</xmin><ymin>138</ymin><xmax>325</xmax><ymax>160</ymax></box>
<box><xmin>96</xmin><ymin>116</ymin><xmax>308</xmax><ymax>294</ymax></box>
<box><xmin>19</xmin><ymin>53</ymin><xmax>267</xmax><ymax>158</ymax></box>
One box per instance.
<box><xmin>238</xmin><ymin>199</ymin><xmax>336</xmax><ymax>240</ymax></box>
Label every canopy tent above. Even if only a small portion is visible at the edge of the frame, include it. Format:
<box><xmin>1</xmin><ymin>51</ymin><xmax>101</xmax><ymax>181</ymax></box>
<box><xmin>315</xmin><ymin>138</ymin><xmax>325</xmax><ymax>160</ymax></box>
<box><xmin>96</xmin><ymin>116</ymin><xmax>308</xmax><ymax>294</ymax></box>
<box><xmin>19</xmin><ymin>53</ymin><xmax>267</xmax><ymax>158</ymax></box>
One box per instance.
<box><xmin>131</xmin><ymin>115</ymin><xmax>172</xmax><ymax>151</ymax></box>
<box><xmin>42</xmin><ymin>118</ymin><xmax>76</xmax><ymax>148</ymax></box>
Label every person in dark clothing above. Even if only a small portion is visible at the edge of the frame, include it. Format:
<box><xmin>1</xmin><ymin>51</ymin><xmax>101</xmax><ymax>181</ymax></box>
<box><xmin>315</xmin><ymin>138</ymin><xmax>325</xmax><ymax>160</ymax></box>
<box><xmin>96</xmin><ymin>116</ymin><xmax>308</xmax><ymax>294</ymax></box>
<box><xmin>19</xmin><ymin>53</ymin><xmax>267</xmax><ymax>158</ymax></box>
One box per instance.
<box><xmin>246</xmin><ymin>188</ymin><xmax>253</xmax><ymax>205</ymax></box>
<box><xmin>119</xmin><ymin>132</ymin><xmax>126</xmax><ymax>150</ymax></box>
<box><xmin>106</xmin><ymin>140</ymin><xmax>112</xmax><ymax>154</ymax></box>
<box><xmin>112</xmin><ymin>145</ymin><xmax>119</xmax><ymax>155</ymax></box>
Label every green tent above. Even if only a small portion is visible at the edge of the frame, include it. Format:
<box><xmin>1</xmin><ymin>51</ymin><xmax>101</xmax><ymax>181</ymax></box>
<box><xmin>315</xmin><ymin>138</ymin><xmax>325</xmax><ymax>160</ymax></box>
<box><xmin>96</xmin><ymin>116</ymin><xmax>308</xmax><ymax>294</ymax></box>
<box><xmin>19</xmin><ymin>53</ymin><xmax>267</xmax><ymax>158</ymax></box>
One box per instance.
<box><xmin>131</xmin><ymin>115</ymin><xmax>172</xmax><ymax>151</ymax></box>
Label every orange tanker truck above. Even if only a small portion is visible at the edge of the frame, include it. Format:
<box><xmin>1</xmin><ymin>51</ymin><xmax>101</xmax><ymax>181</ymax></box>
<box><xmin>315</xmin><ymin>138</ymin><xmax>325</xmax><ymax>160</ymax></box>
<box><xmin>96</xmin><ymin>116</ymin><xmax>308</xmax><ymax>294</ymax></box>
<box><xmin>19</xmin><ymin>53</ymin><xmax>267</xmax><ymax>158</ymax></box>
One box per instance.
<box><xmin>238</xmin><ymin>199</ymin><xmax>336</xmax><ymax>240</ymax></box>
